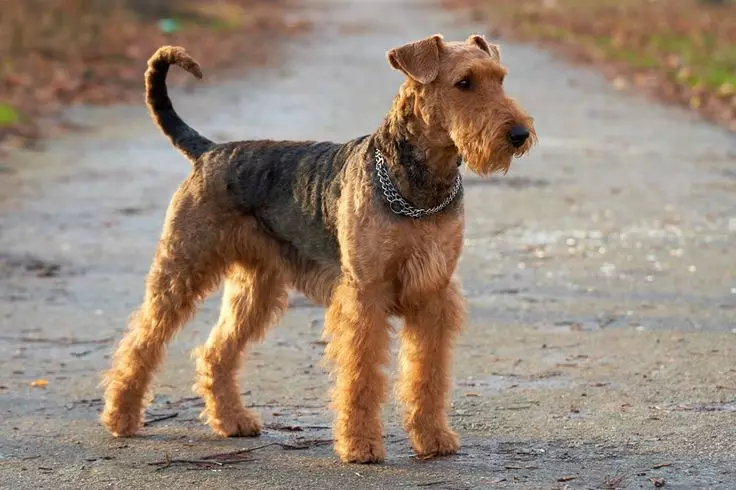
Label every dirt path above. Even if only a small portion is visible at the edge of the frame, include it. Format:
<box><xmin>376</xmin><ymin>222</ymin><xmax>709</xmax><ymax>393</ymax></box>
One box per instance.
<box><xmin>1</xmin><ymin>0</ymin><xmax>735</xmax><ymax>488</ymax></box>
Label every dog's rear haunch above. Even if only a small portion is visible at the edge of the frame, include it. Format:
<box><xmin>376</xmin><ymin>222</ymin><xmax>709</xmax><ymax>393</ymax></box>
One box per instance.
<box><xmin>100</xmin><ymin>35</ymin><xmax>536</xmax><ymax>464</ymax></box>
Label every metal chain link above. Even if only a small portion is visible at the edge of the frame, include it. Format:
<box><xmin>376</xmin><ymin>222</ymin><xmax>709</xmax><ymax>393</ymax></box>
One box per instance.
<box><xmin>374</xmin><ymin>148</ymin><xmax>462</xmax><ymax>219</ymax></box>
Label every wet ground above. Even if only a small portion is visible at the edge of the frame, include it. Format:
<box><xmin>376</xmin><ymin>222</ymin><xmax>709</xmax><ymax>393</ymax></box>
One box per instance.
<box><xmin>1</xmin><ymin>0</ymin><xmax>735</xmax><ymax>488</ymax></box>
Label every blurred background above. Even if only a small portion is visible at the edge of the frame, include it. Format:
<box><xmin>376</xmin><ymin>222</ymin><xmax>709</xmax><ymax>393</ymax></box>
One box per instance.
<box><xmin>443</xmin><ymin>0</ymin><xmax>736</xmax><ymax>132</ymax></box>
<box><xmin>0</xmin><ymin>0</ymin><xmax>309</xmax><ymax>152</ymax></box>
<box><xmin>1</xmin><ymin>0</ymin><xmax>735</xmax><ymax>486</ymax></box>
<box><xmin>1</xmin><ymin>0</ymin><xmax>734</xmax><ymax>157</ymax></box>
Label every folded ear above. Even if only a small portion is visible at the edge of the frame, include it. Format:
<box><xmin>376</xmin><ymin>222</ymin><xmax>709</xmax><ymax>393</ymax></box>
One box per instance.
<box><xmin>386</xmin><ymin>34</ymin><xmax>443</xmax><ymax>84</ymax></box>
<box><xmin>466</xmin><ymin>34</ymin><xmax>500</xmax><ymax>61</ymax></box>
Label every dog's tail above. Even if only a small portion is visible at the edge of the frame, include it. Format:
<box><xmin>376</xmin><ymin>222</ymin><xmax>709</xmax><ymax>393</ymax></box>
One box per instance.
<box><xmin>145</xmin><ymin>46</ymin><xmax>214</xmax><ymax>161</ymax></box>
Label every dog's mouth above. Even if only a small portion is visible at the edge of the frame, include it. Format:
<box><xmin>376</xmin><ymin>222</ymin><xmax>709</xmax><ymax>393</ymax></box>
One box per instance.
<box><xmin>459</xmin><ymin>132</ymin><xmax>535</xmax><ymax>177</ymax></box>
<box><xmin>451</xmin><ymin>112</ymin><xmax>537</xmax><ymax>177</ymax></box>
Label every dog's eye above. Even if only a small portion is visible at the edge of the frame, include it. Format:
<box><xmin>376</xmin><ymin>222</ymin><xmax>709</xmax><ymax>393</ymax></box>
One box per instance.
<box><xmin>455</xmin><ymin>78</ymin><xmax>471</xmax><ymax>90</ymax></box>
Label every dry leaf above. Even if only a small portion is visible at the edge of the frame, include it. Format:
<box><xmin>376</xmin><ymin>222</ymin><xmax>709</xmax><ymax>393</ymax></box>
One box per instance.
<box><xmin>0</xmin><ymin>0</ymin><xmax>311</xmax><ymax>150</ymax></box>
<box><xmin>444</xmin><ymin>0</ymin><xmax>736</xmax><ymax>133</ymax></box>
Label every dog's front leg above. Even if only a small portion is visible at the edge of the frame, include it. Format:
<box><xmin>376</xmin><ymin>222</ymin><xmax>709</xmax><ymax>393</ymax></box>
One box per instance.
<box><xmin>397</xmin><ymin>280</ymin><xmax>465</xmax><ymax>458</ymax></box>
<box><xmin>323</xmin><ymin>281</ymin><xmax>391</xmax><ymax>464</ymax></box>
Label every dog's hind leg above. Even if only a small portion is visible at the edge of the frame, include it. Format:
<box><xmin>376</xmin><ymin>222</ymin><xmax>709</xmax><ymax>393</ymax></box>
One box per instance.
<box><xmin>100</xmin><ymin>184</ymin><xmax>232</xmax><ymax>437</ymax></box>
<box><xmin>193</xmin><ymin>263</ymin><xmax>288</xmax><ymax>437</ymax></box>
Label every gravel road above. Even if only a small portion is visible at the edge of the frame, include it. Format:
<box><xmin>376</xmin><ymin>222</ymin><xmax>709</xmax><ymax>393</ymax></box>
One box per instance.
<box><xmin>1</xmin><ymin>0</ymin><xmax>735</xmax><ymax>488</ymax></box>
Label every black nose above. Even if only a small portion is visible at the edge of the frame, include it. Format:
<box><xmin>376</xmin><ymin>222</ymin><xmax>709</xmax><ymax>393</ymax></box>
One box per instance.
<box><xmin>508</xmin><ymin>125</ymin><xmax>530</xmax><ymax>148</ymax></box>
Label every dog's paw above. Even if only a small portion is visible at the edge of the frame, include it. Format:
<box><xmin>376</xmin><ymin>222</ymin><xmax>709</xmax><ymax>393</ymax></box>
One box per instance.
<box><xmin>336</xmin><ymin>438</ymin><xmax>386</xmax><ymax>464</ymax></box>
<box><xmin>100</xmin><ymin>406</ymin><xmax>143</xmax><ymax>437</ymax></box>
<box><xmin>206</xmin><ymin>409</ymin><xmax>262</xmax><ymax>438</ymax></box>
<box><xmin>410</xmin><ymin>427</ymin><xmax>460</xmax><ymax>459</ymax></box>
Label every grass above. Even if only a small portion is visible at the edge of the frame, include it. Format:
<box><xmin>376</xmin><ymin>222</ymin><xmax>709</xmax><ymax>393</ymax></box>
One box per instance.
<box><xmin>0</xmin><ymin>0</ymin><xmax>309</xmax><ymax>152</ymax></box>
<box><xmin>0</xmin><ymin>104</ymin><xmax>20</xmax><ymax>127</ymax></box>
<box><xmin>447</xmin><ymin>0</ymin><xmax>736</xmax><ymax>129</ymax></box>
<box><xmin>0</xmin><ymin>1</ymin><xmax>247</xmax><ymax>64</ymax></box>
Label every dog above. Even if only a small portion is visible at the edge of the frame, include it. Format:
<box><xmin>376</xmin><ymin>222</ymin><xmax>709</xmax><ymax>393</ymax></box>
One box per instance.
<box><xmin>100</xmin><ymin>33</ymin><xmax>536</xmax><ymax>464</ymax></box>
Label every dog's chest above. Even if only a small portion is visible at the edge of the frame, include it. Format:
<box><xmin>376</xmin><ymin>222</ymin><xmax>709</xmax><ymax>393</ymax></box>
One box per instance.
<box><xmin>394</xmin><ymin>219</ymin><xmax>463</xmax><ymax>303</ymax></box>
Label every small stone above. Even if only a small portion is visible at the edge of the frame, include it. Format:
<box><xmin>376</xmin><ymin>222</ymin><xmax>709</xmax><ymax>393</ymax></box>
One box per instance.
<box><xmin>613</xmin><ymin>77</ymin><xmax>627</xmax><ymax>90</ymax></box>
<box><xmin>600</xmin><ymin>263</ymin><xmax>616</xmax><ymax>277</ymax></box>
<box><xmin>650</xmin><ymin>477</ymin><xmax>666</xmax><ymax>488</ymax></box>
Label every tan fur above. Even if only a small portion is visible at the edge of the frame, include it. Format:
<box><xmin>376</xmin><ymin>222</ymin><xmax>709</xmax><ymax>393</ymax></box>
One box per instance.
<box><xmin>193</xmin><ymin>264</ymin><xmax>288</xmax><ymax>437</ymax></box>
<box><xmin>100</xmin><ymin>35</ymin><xmax>536</xmax><ymax>464</ymax></box>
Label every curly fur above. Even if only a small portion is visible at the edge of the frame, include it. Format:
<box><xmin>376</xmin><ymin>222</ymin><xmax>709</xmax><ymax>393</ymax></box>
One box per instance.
<box><xmin>99</xmin><ymin>34</ymin><xmax>536</xmax><ymax>464</ymax></box>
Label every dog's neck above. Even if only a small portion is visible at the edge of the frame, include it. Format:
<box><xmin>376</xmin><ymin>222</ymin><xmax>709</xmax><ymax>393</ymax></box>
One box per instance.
<box><xmin>373</xmin><ymin>86</ymin><xmax>461</xmax><ymax>212</ymax></box>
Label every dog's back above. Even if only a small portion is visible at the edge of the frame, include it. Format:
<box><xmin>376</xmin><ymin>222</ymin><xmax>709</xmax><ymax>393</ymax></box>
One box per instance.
<box><xmin>102</xmin><ymin>37</ymin><xmax>537</xmax><ymax>464</ymax></box>
<box><xmin>143</xmin><ymin>44</ymin><xmax>371</xmax><ymax>267</ymax></box>
<box><xmin>212</xmin><ymin>136</ymin><xmax>369</xmax><ymax>265</ymax></box>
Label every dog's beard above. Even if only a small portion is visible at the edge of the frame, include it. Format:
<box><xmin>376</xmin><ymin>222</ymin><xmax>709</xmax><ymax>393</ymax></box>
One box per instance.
<box><xmin>459</xmin><ymin>137</ymin><xmax>514</xmax><ymax>176</ymax></box>
<box><xmin>452</xmin><ymin>114</ymin><xmax>536</xmax><ymax>177</ymax></box>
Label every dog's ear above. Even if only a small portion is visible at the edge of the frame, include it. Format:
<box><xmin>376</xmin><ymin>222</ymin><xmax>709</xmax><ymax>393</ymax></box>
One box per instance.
<box><xmin>467</xmin><ymin>34</ymin><xmax>500</xmax><ymax>61</ymax></box>
<box><xmin>387</xmin><ymin>34</ymin><xmax>443</xmax><ymax>84</ymax></box>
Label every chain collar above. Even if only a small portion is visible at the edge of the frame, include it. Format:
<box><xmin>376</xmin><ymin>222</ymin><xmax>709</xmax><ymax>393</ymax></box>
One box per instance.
<box><xmin>374</xmin><ymin>148</ymin><xmax>462</xmax><ymax>219</ymax></box>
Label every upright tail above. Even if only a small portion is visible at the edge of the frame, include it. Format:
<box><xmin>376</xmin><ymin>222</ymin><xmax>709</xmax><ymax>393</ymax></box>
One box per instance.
<box><xmin>145</xmin><ymin>46</ymin><xmax>214</xmax><ymax>161</ymax></box>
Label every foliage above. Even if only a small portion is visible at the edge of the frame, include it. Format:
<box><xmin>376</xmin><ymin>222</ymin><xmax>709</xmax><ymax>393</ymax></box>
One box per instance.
<box><xmin>0</xmin><ymin>0</ymin><xmax>310</xmax><ymax>152</ymax></box>
<box><xmin>445</xmin><ymin>0</ymin><xmax>736</xmax><ymax>131</ymax></box>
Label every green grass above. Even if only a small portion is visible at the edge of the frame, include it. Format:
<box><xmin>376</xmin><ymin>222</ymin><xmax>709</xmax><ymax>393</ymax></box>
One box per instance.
<box><xmin>488</xmin><ymin>0</ymin><xmax>736</xmax><ymax>94</ymax></box>
<box><xmin>592</xmin><ymin>36</ymin><xmax>659</xmax><ymax>69</ymax></box>
<box><xmin>589</xmin><ymin>32</ymin><xmax>735</xmax><ymax>90</ymax></box>
<box><xmin>0</xmin><ymin>104</ymin><xmax>19</xmax><ymax>126</ymax></box>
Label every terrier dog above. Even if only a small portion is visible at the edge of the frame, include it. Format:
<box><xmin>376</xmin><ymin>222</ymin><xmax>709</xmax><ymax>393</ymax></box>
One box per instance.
<box><xmin>100</xmin><ymin>33</ymin><xmax>536</xmax><ymax>464</ymax></box>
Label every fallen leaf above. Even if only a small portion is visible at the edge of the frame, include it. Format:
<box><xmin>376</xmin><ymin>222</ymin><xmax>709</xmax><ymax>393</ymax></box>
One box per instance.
<box><xmin>0</xmin><ymin>0</ymin><xmax>312</xmax><ymax>152</ymax></box>
<box><xmin>444</xmin><ymin>0</ymin><xmax>736</xmax><ymax>134</ymax></box>
<box><xmin>612</xmin><ymin>77</ymin><xmax>628</xmax><ymax>91</ymax></box>
<box><xmin>30</xmin><ymin>378</ymin><xmax>49</xmax><ymax>388</ymax></box>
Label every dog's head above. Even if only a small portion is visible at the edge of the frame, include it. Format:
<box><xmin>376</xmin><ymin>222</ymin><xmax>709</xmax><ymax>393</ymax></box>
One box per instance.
<box><xmin>387</xmin><ymin>34</ymin><xmax>536</xmax><ymax>175</ymax></box>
